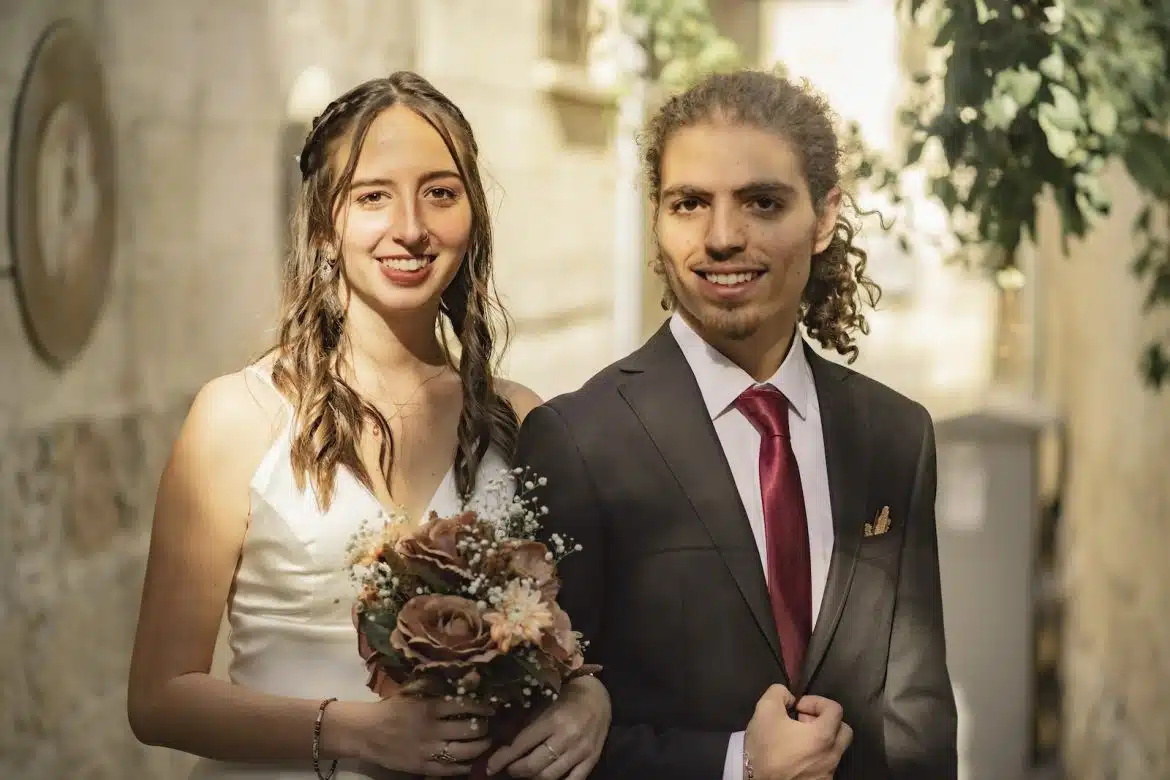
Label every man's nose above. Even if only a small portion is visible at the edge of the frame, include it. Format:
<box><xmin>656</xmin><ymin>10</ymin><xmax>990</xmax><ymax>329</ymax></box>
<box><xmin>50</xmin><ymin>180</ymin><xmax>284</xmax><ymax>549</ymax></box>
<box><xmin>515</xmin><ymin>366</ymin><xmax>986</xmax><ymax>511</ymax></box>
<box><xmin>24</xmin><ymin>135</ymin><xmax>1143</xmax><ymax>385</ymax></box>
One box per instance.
<box><xmin>705</xmin><ymin>203</ymin><xmax>746</xmax><ymax>261</ymax></box>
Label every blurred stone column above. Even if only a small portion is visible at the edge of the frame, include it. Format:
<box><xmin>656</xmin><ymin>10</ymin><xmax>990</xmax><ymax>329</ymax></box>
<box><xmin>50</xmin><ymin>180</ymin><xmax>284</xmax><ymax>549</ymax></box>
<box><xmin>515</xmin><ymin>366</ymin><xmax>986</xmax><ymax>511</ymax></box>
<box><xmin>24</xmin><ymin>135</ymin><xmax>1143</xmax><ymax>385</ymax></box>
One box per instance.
<box><xmin>593</xmin><ymin>0</ymin><xmax>649</xmax><ymax>358</ymax></box>
<box><xmin>279</xmin><ymin>66</ymin><xmax>334</xmax><ymax>262</ymax></box>
<box><xmin>612</xmin><ymin>76</ymin><xmax>647</xmax><ymax>357</ymax></box>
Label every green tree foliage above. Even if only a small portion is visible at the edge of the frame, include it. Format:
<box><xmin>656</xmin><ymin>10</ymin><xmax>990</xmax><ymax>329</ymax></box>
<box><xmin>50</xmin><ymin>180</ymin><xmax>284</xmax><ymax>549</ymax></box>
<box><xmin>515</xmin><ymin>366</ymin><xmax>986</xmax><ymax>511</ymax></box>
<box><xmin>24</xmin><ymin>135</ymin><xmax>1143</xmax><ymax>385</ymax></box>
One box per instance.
<box><xmin>856</xmin><ymin>0</ymin><xmax>1170</xmax><ymax>388</ymax></box>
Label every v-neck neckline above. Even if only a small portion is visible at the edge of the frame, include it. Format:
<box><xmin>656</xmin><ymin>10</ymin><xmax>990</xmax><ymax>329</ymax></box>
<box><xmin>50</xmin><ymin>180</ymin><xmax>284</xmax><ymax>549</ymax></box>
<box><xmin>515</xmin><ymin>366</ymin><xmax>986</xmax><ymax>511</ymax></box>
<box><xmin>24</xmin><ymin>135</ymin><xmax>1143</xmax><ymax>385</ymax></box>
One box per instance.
<box><xmin>342</xmin><ymin>463</ymin><xmax>456</xmax><ymax>523</ymax></box>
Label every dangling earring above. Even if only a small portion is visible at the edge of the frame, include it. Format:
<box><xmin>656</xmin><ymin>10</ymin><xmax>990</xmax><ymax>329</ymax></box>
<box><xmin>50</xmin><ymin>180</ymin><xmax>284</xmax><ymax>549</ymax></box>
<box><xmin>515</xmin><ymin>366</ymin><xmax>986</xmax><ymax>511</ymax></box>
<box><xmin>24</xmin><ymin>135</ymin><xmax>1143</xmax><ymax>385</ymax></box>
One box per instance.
<box><xmin>318</xmin><ymin>246</ymin><xmax>336</xmax><ymax>280</ymax></box>
<box><xmin>318</xmin><ymin>247</ymin><xmax>345</xmax><ymax>331</ymax></box>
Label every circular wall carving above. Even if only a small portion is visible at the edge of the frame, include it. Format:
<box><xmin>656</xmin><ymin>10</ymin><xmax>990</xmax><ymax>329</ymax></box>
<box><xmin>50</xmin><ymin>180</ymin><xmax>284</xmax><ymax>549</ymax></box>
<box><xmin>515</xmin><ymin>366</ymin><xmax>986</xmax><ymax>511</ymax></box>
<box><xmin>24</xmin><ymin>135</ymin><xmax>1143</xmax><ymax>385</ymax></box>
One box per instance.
<box><xmin>8</xmin><ymin>19</ymin><xmax>116</xmax><ymax>369</ymax></box>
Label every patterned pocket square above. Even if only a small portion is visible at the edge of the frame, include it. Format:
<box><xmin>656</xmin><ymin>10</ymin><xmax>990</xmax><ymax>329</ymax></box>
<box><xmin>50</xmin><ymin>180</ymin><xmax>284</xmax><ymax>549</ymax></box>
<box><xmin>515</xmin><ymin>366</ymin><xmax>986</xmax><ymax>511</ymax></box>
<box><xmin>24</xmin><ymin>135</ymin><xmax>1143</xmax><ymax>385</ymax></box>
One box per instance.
<box><xmin>864</xmin><ymin>506</ymin><xmax>892</xmax><ymax>537</ymax></box>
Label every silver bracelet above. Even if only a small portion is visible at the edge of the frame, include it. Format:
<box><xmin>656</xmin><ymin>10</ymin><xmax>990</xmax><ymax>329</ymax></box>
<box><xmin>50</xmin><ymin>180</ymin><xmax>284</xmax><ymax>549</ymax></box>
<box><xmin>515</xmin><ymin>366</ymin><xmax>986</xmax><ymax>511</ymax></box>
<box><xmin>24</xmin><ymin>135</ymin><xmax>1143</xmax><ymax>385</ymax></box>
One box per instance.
<box><xmin>313</xmin><ymin>698</ymin><xmax>339</xmax><ymax>780</ymax></box>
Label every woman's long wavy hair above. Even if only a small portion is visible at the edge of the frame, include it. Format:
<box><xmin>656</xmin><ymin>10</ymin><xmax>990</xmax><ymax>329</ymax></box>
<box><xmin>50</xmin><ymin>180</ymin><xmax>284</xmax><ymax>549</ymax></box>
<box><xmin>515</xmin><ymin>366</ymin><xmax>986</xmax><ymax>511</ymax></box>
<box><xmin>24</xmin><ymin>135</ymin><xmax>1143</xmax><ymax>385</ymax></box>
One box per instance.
<box><xmin>270</xmin><ymin>71</ymin><xmax>517</xmax><ymax>510</ymax></box>
<box><xmin>640</xmin><ymin>70</ymin><xmax>882</xmax><ymax>362</ymax></box>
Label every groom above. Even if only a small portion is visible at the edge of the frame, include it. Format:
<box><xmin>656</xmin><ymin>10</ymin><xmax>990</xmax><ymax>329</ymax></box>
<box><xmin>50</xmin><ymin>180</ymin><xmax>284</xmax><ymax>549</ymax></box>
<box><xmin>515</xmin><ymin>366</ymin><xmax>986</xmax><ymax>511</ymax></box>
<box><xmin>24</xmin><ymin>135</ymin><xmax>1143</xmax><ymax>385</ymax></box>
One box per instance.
<box><xmin>514</xmin><ymin>70</ymin><xmax>957</xmax><ymax>780</ymax></box>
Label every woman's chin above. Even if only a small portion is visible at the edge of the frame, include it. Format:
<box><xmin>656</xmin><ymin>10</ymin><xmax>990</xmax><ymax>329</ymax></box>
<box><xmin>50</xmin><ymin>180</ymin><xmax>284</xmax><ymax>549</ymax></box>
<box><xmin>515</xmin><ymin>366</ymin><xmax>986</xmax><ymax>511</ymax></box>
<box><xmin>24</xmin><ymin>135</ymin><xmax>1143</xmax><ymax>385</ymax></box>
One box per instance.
<box><xmin>346</xmin><ymin>263</ymin><xmax>459</xmax><ymax>322</ymax></box>
<box><xmin>370</xmin><ymin>291</ymin><xmax>443</xmax><ymax>320</ymax></box>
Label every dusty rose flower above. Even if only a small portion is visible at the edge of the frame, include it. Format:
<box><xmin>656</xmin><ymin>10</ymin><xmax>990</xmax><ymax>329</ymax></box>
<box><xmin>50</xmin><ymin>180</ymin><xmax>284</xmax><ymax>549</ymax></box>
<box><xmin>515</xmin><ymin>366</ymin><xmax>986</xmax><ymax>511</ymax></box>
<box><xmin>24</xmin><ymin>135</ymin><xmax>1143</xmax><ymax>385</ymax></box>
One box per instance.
<box><xmin>484</xmin><ymin>580</ymin><xmax>555</xmax><ymax>652</ymax></box>
<box><xmin>389</xmin><ymin>594</ymin><xmax>499</xmax><ymax>671</ymax></box>
<box><xmin>539</xmin><ymin>602</ymin><xmax>587</xmax><ymax>676</ymax></box>
<box><xmin>504</xmin><ymin>541</ymin><xmax>560</xmax><ymax>600</ymax></box>
<box><xmin>395</xmin><ymin>511</ymin><xmax>478</xmax><ymax>579</ymax></box>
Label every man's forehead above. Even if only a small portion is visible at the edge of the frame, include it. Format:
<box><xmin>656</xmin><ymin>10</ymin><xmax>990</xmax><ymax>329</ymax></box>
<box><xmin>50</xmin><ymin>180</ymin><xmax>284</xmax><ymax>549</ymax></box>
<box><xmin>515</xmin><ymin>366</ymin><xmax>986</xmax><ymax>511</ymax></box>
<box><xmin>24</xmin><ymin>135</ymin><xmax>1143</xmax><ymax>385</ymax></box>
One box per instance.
<box><xmin>660</xmin><ymin>122</ymin><xmax>802</xmax><ymax>188</ymax></box>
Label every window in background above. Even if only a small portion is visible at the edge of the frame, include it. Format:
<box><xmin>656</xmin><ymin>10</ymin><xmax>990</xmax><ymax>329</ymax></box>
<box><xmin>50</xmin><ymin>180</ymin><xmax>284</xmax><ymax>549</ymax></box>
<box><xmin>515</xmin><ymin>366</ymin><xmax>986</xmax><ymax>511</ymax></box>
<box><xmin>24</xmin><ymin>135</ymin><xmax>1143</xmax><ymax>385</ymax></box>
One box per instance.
<box><xmin>545</xmin><ymin>0</ymin><xmax>593</xmax><ymax>66</ymax></box>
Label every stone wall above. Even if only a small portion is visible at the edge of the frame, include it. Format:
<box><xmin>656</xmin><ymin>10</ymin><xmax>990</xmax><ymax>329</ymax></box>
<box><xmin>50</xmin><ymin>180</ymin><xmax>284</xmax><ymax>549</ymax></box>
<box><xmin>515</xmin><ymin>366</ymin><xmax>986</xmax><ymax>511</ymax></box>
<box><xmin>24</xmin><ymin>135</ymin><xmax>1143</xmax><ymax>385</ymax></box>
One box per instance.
<box><xmin>0</xmin><ymin>0</ymin><xmax>413</xmax><ymax>776</ymax></box>
<box><xmin>1035</xmin><ymin>164</ymin><xmax>1170</xmax><ymax>780</ymax></box>
<box><xmin>0</xmin><ymin>399</ymin><xmax>194</xmax><ymax>777</ymax></box>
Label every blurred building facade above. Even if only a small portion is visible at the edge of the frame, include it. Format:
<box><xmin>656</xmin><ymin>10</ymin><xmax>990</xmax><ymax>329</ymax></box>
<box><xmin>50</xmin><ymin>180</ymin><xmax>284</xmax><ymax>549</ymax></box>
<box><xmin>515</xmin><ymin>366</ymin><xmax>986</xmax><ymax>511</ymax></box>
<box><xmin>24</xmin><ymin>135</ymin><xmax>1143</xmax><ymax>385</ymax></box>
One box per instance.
<box><xmin>0</xmin><ymin>1</ymin><xmax>1167</xmax><ymax>778</ymax></box>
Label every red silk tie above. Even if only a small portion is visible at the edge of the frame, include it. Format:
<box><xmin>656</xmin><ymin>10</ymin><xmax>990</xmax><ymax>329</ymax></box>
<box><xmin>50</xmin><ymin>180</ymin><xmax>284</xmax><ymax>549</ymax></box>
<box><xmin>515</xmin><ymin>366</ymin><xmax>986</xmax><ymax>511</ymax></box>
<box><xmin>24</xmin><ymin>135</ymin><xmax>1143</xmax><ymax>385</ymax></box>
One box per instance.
<box><xmin>735</xmin><ymin>385</ymin><xmax>812</xmax><ymax>681</ymax></box>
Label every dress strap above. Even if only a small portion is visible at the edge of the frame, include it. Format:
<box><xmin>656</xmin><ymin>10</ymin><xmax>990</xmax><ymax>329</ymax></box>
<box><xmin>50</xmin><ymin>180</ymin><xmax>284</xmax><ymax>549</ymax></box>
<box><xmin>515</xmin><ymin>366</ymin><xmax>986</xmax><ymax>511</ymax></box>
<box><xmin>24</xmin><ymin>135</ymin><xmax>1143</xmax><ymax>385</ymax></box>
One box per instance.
<box><xmin>243</xmin><ymin>363</ymin><xmax>296</xmax><ymax>499</ymax></box>
<box><xmin>244</xmin><ymin>363</ymin><xmax>293</xmax><ymax>413</ymax></box>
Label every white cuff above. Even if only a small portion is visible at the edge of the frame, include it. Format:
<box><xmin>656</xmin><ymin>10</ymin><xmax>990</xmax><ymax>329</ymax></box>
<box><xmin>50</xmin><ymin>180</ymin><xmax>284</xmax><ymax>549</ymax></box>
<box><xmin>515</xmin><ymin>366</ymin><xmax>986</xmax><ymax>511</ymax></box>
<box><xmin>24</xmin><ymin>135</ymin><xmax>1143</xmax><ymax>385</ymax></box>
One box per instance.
<box><xmin>722</xmin><ymin>731</ymin><xmax>746</xmax><ymax>780</ymax></box>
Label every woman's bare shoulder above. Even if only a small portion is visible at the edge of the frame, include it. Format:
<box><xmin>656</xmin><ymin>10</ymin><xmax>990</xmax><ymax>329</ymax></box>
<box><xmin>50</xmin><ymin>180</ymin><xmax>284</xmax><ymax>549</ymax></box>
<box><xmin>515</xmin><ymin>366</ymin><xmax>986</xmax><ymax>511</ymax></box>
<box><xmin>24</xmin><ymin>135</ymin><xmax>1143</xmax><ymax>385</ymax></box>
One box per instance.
<box><xmin>496</xmin><ymin>378</ymin><xmax>544</xmax><ymax>423</ymax></box>
<box><xmin>172</xmin><ymin>368</ymin><xmax>290</xmax><ymax>477</ymax></box>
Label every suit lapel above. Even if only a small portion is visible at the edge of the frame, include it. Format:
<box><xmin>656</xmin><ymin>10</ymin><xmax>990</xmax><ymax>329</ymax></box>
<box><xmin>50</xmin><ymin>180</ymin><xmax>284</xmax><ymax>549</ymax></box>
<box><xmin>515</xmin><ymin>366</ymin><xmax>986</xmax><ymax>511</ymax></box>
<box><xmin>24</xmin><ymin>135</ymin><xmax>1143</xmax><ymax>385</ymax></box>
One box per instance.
<box><xmin>797</xmin><ymin>345</ymin><xmax>870</xmax><ymax>694</ymax></box>
<box><xmin>616</xmin><ymin>326</ymin><xmax>786</xmax><ymax>676</ymax></box>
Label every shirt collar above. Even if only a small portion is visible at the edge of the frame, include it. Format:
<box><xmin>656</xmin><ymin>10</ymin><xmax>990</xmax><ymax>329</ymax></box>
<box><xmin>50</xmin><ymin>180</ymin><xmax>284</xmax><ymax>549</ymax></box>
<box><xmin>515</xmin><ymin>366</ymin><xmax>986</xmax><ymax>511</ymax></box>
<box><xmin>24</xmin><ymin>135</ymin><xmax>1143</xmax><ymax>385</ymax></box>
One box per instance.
<box><xmin>669</xmin><ymin>312</ymin><xmax>812</xmax><ymax>421</ymax></box>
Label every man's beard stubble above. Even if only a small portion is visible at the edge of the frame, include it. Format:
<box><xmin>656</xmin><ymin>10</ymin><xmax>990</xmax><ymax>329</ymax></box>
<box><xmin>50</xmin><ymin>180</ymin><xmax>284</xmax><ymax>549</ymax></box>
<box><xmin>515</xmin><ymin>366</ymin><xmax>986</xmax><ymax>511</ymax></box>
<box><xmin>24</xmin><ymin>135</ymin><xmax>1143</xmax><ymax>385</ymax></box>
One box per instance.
<box><xmin>658</xmin><ymin>249</ymin><xmax>766</xmax><ymax>342</ymax></box>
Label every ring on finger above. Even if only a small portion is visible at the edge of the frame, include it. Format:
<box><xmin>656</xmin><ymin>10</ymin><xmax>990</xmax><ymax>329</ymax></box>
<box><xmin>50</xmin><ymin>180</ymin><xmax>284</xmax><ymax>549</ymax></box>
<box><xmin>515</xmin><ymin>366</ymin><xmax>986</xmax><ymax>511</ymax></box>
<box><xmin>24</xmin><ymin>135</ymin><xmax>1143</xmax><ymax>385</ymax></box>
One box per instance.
<box><xmin>431</xmin><ymin>743</ymin><xmax>457</xmax><ymax>764</ymax></box>
<box><xmin>542</xmin><ymin>743</ymin><xmax>561</xmax><ymax>761</ymax></box>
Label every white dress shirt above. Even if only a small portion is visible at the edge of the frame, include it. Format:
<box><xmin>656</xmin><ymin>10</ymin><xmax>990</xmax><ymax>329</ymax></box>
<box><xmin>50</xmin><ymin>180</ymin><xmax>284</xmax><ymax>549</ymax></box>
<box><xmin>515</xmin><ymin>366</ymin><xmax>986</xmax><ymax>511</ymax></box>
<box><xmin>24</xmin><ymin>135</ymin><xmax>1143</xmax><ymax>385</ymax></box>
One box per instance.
<box><xmin>668</xmin><ymin>313</ymin><xmax>835</xmax><ymax>780</ymax></box>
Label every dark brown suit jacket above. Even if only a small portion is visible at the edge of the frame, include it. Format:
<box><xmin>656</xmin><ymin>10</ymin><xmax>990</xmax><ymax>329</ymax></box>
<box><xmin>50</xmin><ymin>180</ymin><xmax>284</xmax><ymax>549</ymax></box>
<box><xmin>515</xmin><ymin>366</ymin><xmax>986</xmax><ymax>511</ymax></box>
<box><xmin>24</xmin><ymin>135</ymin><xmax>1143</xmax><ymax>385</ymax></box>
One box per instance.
<box><xmin>515</xmin><ymin>325</ymin><xmax>957</xmax><ymax>780</ymax></box>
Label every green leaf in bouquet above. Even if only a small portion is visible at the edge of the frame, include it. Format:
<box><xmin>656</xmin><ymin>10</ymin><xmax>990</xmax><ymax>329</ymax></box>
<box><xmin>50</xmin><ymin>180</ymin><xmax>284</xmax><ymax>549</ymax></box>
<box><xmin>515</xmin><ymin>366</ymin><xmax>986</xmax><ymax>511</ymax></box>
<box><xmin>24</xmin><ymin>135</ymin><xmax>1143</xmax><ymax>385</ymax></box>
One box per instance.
<box><xmin>358</xmin><ymin>611</ymin><xmax>402</xmax><ymax>660</ymax></box>
<box><xmin>394</xmin><ymin>669</ymin><xmax>452</xmax><ymax>698</ymax></box>
<box><xmin>513</xmin><ymin>652</ymin><xmax>564</xmax><ymax>693</ymax></box>
<box><xmin>404</xmin><ymin>558</ymin><xmax>464</xmax><ymax>593</ymax></box>
<box><xmin>478</xmin><ymin>653</ymin><xmax>529</xmax><ymax>687</ymax></box>
<box><xmin>467</xmin><ymin>654</ymin><xmax>536</xmax><ymax>704</ymax></box>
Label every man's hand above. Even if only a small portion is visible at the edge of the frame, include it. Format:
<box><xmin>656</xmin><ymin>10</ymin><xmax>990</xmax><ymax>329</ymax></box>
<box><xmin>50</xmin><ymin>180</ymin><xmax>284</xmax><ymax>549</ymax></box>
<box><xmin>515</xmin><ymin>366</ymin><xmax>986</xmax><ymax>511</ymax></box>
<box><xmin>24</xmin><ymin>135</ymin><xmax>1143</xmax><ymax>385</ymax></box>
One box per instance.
<box><xmin>743</xmin><ymin>685</ymin><xmax>853</xmax><ymax>780</ymax></box>
<box><xmin>485</xmin><ymin>676</ymin><xmax>611</xmax><ymax>780</ymax></box>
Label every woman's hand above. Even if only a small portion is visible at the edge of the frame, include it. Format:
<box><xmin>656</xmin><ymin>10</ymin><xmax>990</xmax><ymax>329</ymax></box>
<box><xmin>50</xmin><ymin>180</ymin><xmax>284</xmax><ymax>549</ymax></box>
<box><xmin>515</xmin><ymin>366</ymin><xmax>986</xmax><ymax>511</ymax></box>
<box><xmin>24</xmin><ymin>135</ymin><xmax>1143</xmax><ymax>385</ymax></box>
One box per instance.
<box><xmin>333</xmin><ymin>694</ymin><xmax>496</xmax><ymax>776</ymax></box>
<box><xmin>485</xmin><ymin>676</ymin><xmax>611</xmax><ymax>780</ymax></box>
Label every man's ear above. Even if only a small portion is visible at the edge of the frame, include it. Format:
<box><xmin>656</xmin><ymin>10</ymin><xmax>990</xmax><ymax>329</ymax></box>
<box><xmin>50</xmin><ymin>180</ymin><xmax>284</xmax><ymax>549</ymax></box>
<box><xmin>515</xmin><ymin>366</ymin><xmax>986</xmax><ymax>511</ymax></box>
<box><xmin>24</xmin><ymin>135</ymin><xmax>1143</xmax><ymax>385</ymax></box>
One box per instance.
<box><xmin>814</xmin><ymin>187</ymin><xmax>842</xmax><ymax>254</ymax></box>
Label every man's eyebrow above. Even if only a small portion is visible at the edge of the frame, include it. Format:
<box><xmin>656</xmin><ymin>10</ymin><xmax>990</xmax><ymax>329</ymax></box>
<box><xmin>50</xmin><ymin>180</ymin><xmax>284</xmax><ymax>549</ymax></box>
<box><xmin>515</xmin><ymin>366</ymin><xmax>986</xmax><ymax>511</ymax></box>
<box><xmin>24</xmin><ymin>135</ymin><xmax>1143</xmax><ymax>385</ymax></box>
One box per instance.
<box><xmin>734</xmin><ymin>180</ymin><xmax>797</xmax><ymax>198</ymax></box>
<box><xmin>660</xmin><ymin>180</ymin><xmax>797</xmax><ymax>200</ymax></box>
<box><xmin>661</xmin><ymin>184</ymin><xmax>711</xmax><ymax>200</ymax></box>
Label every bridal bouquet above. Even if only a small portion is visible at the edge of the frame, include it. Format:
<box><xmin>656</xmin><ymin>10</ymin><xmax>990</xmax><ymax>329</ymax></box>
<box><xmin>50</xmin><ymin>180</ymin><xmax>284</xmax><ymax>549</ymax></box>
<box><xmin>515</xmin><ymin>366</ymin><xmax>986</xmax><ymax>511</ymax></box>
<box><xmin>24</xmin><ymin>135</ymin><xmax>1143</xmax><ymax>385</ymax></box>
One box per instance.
<box><xmin>346</xmin><ymin>468</ymin><xmax>599</xmax><ymax>776</ymax></box>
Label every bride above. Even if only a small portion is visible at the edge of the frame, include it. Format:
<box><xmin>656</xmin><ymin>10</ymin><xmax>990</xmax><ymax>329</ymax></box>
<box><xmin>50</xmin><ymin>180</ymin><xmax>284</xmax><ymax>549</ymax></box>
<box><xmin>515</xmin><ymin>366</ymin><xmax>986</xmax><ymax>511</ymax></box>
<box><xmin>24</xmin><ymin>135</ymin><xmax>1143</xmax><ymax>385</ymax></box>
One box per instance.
<box><xmin>127</xmin><ymin>71</ymin><xmax>611</xmax><ymax>779</ymax></box>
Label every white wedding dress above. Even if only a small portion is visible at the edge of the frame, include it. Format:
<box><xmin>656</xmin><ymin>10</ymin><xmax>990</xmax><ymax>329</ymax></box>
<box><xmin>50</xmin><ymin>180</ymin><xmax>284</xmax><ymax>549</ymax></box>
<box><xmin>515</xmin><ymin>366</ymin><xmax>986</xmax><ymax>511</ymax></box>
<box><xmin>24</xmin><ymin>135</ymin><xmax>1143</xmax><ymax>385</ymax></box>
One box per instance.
<box><xmin>188</xmin><ymin>365</ymin><xmax>513</xmax><ymax>780</ymax></box>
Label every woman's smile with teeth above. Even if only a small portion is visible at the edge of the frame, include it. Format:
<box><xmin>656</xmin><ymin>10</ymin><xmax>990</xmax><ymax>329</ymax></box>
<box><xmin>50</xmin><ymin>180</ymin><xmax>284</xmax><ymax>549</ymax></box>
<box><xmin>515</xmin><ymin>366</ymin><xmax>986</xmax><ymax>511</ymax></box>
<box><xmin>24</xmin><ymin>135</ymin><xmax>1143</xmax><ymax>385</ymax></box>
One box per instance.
<box><xmin>699</xmin><ymin>270</ymin><xmax>762</xmax><ymax>286</ymax></box>
<box><xmin>378</xmin><ymin>255</ymin><xmax>434</xmax><ymax>271</ymax></box>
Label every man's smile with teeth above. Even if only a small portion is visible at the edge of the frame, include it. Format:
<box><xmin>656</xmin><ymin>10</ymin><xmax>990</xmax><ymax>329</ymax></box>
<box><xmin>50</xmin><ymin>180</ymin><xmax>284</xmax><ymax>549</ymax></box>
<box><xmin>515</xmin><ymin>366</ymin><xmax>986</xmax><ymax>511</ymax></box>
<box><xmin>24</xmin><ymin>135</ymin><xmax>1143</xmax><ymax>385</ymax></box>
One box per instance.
<box><xmin>697</xmin><ymin>270</ymin><xmax>763</xmax><ymax>286</ymax></box>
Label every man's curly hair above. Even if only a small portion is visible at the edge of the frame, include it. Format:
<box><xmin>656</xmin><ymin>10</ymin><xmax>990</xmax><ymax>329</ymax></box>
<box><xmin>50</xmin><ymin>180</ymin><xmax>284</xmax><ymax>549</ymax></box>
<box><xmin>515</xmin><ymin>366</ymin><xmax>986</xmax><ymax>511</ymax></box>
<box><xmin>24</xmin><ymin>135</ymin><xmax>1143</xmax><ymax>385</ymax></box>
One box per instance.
<box><xmin>640</xmin><ymin>69</ymin><xmax>881</xmax><ymax>363</ymax></box>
